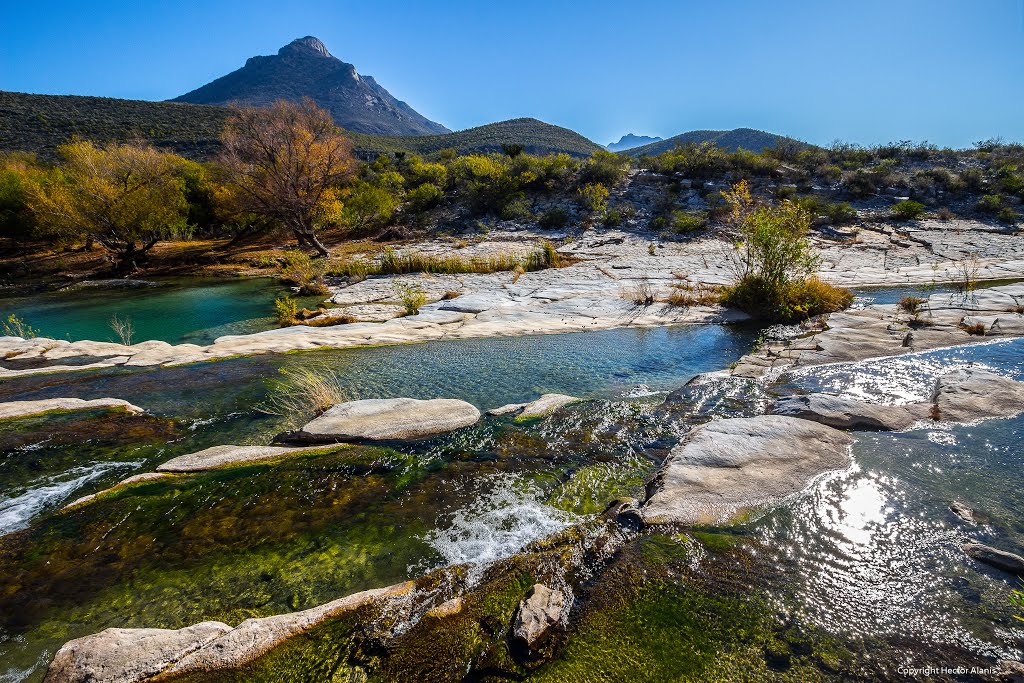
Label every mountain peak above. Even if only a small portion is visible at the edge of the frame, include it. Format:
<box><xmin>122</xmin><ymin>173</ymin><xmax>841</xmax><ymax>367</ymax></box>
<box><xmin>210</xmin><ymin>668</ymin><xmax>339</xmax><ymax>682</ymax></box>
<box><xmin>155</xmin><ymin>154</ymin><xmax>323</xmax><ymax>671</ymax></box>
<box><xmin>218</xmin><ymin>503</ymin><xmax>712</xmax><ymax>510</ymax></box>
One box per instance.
<box><xmin>172</xmin><ymin>37</ymin><xmax>449</xmax><ymax>136</ymax></box>
<box><xmin>279</xmin><ymin>36</ymin><xmax>332</xmax><ymax>58</ymax></box>
<box><xmin>606</xmin><ymin>133</ymin><xmax>663</xmax><ymax>152</ymax></box>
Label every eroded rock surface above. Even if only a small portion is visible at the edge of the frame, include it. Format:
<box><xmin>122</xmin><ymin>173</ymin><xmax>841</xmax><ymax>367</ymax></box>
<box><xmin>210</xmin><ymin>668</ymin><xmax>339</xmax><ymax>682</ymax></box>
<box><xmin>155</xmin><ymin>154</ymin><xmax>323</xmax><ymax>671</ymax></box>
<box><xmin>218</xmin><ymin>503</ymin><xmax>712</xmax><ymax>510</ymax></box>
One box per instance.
<box><xmin>642</xmin><ymin>415</ymin><xmax>853</xmax><ymax>526</ymax></box>
<box><xmin>292</xmin><ymin>398</ymin><xmax>480</xmax><ymax>442</ymax></box>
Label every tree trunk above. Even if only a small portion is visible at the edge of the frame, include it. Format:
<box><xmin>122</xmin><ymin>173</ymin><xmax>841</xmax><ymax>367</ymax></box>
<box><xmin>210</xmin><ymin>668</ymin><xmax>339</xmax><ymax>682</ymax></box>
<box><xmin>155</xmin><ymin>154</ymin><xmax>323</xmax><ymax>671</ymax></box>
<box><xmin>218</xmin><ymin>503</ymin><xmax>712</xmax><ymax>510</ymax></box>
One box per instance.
<box><xmin>307</xmin><ymin>232</ymin><xmax>330</xmax><ymax>257</ymax></box>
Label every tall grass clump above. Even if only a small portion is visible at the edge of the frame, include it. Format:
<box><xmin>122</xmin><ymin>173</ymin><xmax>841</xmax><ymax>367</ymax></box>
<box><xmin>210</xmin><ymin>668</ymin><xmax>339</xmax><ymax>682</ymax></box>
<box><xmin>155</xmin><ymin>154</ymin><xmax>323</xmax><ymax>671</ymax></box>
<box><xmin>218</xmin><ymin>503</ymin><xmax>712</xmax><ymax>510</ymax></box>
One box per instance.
<box><xmin>109</xmin><ymin>314</ymin><xmax>134</xmax><ymax>345</ymax></box>
<box><xmin>373</xmin><ymin>244</ymin><xmax>558</xmax><ymax>276</ymax></box>
<box><xmin>262</xmin><ymin>365</ymin><xmax>346</xmax><ymax>427</ymax></box>
<box><xmin>720</xmin><ymin>180</ymin><xmax>853</xmax><ymax>322</ymax></box>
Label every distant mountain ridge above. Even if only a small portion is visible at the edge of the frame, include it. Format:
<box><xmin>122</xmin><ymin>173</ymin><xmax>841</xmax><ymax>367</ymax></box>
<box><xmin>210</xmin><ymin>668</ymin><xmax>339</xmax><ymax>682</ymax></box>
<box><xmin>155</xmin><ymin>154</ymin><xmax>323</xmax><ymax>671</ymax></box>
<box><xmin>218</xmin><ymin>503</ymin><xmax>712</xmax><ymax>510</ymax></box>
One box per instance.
<box><xmin>0</xmin><ymin>92</ymin><xmax>600</xmax><ymax>160</ymax></box>
<box><xmin>626</xmin><ymin>127</ymin><xmax>810</xmax><ymax>156</ymax></box>
<box><xmin>606</xmin><ymin>133</ymin><xmax>662</xmax><ymax>152</ymax></box>
<box><xmin>171</xmin><ymin>36</ymin><xmax>449</xmax><ymax>137</ymax></box>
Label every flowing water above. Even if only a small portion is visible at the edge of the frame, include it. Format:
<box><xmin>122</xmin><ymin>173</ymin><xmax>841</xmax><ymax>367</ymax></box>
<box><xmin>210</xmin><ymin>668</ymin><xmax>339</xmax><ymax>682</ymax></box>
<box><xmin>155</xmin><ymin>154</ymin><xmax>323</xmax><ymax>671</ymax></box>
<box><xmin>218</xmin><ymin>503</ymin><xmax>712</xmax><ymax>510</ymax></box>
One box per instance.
<box><xmin>0</xmin><ymin>281</ymin><xmax>1022</xmax><ymax>680</ymax></box>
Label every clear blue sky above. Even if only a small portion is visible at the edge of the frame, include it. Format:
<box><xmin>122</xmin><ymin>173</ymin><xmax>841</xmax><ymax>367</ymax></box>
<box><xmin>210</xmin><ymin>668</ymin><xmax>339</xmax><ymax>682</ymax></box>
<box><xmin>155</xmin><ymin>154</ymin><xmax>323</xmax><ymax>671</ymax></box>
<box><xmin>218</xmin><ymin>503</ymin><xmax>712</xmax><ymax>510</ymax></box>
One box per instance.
<box><xmin>2</xmin><ymin>0</ymin><xmax>1023</xmax><ymax>148</ymax></box>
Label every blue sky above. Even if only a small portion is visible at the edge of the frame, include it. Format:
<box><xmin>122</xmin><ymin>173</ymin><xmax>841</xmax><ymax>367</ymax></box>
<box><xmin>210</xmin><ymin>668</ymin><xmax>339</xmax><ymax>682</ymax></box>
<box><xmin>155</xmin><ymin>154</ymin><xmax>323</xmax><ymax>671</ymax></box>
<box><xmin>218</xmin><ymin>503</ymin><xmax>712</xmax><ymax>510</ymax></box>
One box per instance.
<box><xmin>2</xmin><ymin>0</ymin><xmax>1022</xmax><ymax>148</ymax></box>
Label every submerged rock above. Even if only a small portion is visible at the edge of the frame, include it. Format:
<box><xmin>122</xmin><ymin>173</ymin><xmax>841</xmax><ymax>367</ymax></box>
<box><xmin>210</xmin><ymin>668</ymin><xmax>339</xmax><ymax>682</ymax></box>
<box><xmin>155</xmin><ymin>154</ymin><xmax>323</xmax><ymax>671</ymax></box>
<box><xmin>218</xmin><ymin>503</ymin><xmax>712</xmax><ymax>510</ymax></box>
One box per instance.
<box><xmin>62</xmin><ymin>472</ymin><xmax>172</xmax><ymax>510</ymax></box>
<box><xmin>962</xmin><ymin>543</ymin><xmax>1024</xmax><ymax>575</ymax></box>
<box><xmin>771</xmin><ymin>393</ymin><xmax>919</xmax><ymax>431</ymax></box>
<box><xmin>156</xmin><ymin>444</ymin><xmax>332</xmax><ymax>472</ymax></box>
<box><xmin>932</xmin><ymin>368</ymin><xmax>1024</xmax><ymax>424</ymax></box>
<box><xmin>292</xmin><ymin>398</ymin><xmax>480</xmax><ymax>442</ymax></box>
<box><xmin>642</xmin><ymin>416</ymin><xmax>853</xmax><ymax>526</ymax></box>
<box><xmin>512</xmin><ymin>583</ymin><xmax>565</xmax><ymax>650</ymax></box>
<box><xmin>43</xmin><ymin>582</ymin><xmax>414</xmax><ymax>683</ymax></box>
<box><xmin>0</xmin><ymin>397</ymin><xmax>145</xmax><ymax>421</ymax></box>
<box><xmin>486</xmin><ymin>394</ymin><xmax>580</xmax><ymax>420</ymax></box>
<box><xmin>950</xmin><ymin>500</ymin><xmax>975</xmax><ymax>524</ymax></box>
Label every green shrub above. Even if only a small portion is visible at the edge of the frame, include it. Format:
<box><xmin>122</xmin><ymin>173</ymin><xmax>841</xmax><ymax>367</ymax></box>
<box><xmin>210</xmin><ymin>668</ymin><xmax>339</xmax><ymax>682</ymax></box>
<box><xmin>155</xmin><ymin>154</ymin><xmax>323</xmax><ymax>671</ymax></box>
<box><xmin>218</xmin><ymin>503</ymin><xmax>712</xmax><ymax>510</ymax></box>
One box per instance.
<box><xmin>670</xmin><ymin>211</ymin><xmax>706</xmax><ymax>233</ymax></box>
<box><xmin>998</xmin><ymin>206</ymin><xmax>1019</xmax><ymax>224</ymax></box>
<box><xmin>539</xmin><ymin>207</ymin><xmax>570</xmax><ymax>229</ymax></box>
<box><xmin>795</xmin><ymin>196</ymin><xmax>857</xmax><ymax>225</ymax></box>
<box><xmin>577</xmin><ymin>183</ymin><xmax>609</xmax><ymax>213</ymax></box>
<box><xmin>274</xmin><ymin>296</ymin><xmax>298</xmax><ymax>326</ymax></box>
<box><xmin>499</xmin><ymin>193</ymin><xmax>532</xmax><ymax>220</ymax></box>
<box><xmin>394</xmin><ymin>282</ymin><xmax>427</xmax><ymax>315</ymax></box>
<box><xmin>406</xmin><ymin>182</ymin><xmax>443</xmax><ymax>212</ymax></box>
<box><xmin>580</xmin><ymin>150</ymin><xmax>628</xmax><ymax>186</ymax></box>
<box><xmin>978</xmin><ymin>194</ymin><xmax>1003</xmax><ymax>214</ymax></box>
<box><xmin>892</xmin><ymin>200</ymin><xmax>925</xmax><ymax>221</ymax></box>
<box><xmin>602</xmin><ymin>208</ymin><xmax>623</xmax><ymax>227</ymax></box>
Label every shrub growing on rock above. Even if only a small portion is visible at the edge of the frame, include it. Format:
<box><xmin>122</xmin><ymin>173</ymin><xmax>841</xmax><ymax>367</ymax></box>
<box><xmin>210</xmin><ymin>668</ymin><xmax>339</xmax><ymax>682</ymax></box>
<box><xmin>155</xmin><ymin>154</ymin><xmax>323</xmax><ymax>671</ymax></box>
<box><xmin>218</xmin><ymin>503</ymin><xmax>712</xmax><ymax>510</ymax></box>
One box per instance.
<box><xmin>892</xmin><ymin>200</ymin><xmax>925</xmax><ymax>221</ymax></box>
<box><xmin>274</xmin><ymin>296</ymin><xmax>299</xmax><ymax>326</ymax></box>
<box><xmin>279</xmin><ymin>250</ymin><xmax>330</xmax><ymax>295</ymax></box>
<box><xmin>576</xmin><ymin>183</ymin><xmax>609</xmax><ymax>213</ymax></box>
<box><xmin>720</xmin><ymin>184</ymin><xmax>852</xmax><ymax>322</ymax></box>
<box><xmin>539</xmin><ymin>207</ymin><xmax>569</xmax><ymax>229</ymax></box>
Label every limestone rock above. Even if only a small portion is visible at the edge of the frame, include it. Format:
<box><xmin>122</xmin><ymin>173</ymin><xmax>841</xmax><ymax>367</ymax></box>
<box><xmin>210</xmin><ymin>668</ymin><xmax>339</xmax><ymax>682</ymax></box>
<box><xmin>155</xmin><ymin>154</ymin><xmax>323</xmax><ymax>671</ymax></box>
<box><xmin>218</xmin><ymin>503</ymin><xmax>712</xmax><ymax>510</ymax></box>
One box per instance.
<box><xmin>43</xmin><ymin>582</ymin><xmax>414</xmax><ymax>683</ymax></box>
<box><xmin>0</xmin><ymin>397</ymin><xmax>144</xmax><ymax>421</ymax></box>
<box><xmin>512</xmin><ymin>584</ymin><xmax>565</xmax><ymax>648</ymax></box>
<box><xmin>293</xmin><ymin>398</ymin><xmax>480</xmax><ymax>442</ymax></box>
<box><xmin>642</xmin><ymin>416</ymin><xmax>853</xmax><ymax>526</ymax></box>
<box><xmin>962</xmin><ymin>543</ymin><xmax>1024</xmax><ymax>575</ymax></box>
<box><xmin>931</xmin><ymin>368</ymin><xmax>1024</xmax><ymax>424</ymax></box>
<box><xmin>43</xmin><ymin>622</ymin><xmax>232</xmax><ymax>683</ymax></box>
<box><xmin>157</xmin><ymin>444</ymin><xmax>331</xmax><ymax>472</ymax></box>
<box><xmin>487</xmin><ymin>394</ymin><xmax>580</xmax><ymax>419</ymax></box>
<box><xmin>771</xmin><ymin>393</ymin><xmax>919</xmax><ymax>431</ymax></box>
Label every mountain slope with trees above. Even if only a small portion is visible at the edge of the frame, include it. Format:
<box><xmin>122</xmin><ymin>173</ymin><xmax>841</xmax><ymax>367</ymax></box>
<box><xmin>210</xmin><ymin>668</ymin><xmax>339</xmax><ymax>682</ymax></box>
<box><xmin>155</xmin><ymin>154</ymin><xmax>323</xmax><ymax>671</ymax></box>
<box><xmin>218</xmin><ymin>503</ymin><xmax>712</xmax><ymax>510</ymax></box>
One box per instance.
<box><xmin>627</xmin><ymin>127</ymin><xmax>810</xmax><ymax>156</ymax></box>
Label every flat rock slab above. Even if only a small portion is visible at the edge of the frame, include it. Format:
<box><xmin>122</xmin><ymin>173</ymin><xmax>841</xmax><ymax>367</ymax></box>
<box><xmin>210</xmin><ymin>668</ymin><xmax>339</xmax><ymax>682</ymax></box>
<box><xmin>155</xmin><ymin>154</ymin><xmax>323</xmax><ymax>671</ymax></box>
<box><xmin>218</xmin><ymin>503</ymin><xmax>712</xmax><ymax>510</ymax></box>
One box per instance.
<box><xmin>932</xmin><ymin>368</ymin><xmax>1024</xmax><ymax>424</ymax></box>
<box><xmin>43</xmin><ymin>582</ymin><xmax>414</xmax><ymax>683</ymax></box>
<box><xmin>293</xmin><ymin>398</ymin><xmax>481</xmax><ymax>442</ymax></box>
<box><xmin>0</xmin><ymin>397</ymin><xmax>144</xmax><ymax>421</ymax></box>
<box><xmin>642</xmin><ymin>415</ymin><xmax>853</xmax><ymax>526</ymax></box>
<box><xmin>157</xmin><ymin>445</ymin><xmax>334</xmax><ymax>472</ymax></box>
<box><xmin>486</xmin><ymin>394</ymin><xmax>580</xmax><ymax>419</ymax></box>
<box><xmin>771</xmin><ymin>393</ymin><xmax>920</xmax><ymax>431</ymax></box>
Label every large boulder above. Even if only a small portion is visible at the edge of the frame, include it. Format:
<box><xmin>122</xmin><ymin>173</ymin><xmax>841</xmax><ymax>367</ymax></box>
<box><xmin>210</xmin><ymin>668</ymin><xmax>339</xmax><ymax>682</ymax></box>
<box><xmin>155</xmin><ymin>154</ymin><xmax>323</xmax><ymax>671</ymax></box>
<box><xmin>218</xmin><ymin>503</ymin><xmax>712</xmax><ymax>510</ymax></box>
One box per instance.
<box><xmin>932</xmin><ymin>368</ymin><xmax>1024</xmax><ymax>424</ymax></box>
<box><xmin>512</xmin><ymin>584</ymin><xmax>565</xmax><ymax>649</ymax></box>
<box><xmin>771</xmin><ymin>393</ymin><xmax>919</xmax><ymax>431</ymax></box>
<box><xmin>43</xmin><ymin>582</ymin><xmax>414</xmax><ymax>683</ymax></box>
<box><xmin>292</xmin><ymin>398</ymin><xmax>480</xmax><ymax>442</ymax></box>
<box><xmin>642</xmin><ymin>416</ymin><xmax>853</xmax><ymax>526</ymax></box>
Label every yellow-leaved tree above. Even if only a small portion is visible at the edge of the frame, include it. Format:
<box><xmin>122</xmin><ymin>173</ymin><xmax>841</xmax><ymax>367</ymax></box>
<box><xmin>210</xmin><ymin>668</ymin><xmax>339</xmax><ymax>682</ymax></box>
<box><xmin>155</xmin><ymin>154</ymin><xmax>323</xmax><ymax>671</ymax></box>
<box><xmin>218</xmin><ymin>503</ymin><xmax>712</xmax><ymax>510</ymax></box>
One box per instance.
<box><xmin>216</xmin><ymin>99</ymin><xmax>354</xmax><ymax>256</ymax></box>
<box><xmin>27</xmin><ymin>140</ymin><xmax>190</xmax><ymax>272</ymax></box>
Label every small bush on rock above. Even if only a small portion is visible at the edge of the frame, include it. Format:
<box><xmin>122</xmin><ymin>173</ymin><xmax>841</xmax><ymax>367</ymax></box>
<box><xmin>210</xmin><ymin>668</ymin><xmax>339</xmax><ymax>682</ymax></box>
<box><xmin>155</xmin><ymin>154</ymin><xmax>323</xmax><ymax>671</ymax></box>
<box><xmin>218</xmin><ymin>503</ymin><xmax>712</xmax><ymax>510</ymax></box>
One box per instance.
<box><xmin>892</xmin><ymin>200</ymin><xmax>925</xmax><ymax>221</ymax></box>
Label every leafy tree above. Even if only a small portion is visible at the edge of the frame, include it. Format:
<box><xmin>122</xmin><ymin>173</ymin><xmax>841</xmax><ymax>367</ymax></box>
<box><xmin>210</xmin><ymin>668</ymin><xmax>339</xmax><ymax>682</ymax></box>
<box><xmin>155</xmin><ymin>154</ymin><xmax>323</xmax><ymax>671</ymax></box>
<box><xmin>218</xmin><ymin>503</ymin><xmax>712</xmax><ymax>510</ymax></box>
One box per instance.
<box><xmin>216</xmin><ymin>99</ymin><xmax>354</xmax><ymax>256</ymax></box>
<box><xmin>342</xmin><ymin>181</ymin><xmax>399</xmax><ymax>230</ymax></box>
<box><xmin>0</xmin><ymin>153</ymin><xmax>39</xmax><ymax>242</ymax></box>
<box><xmin>26</xmin><ymin>140</ymin><xmax>189</xmax><ymax>271</ymax></box>
<box><xmin>501</xmin><ymin>143</ymin><xmax>524</xmax><ymax>158</ymax></box>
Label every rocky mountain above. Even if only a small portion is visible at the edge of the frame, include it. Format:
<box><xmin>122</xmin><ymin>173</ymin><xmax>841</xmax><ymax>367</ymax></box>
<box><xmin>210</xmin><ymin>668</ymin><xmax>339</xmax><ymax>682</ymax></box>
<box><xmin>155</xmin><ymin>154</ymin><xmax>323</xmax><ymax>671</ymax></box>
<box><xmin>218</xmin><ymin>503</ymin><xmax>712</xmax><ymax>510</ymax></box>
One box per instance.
<box><xmin>606</xmin><ymin>133</ymin><xmax>662</xmax><ymax>152</ymax></box>
<box><xmin>171</xmin><ymin>36</ymin><xmax>449</xmax><ymax>136</ymax></box>
<box><xmin>626</xmin><ymin>127</ymin><xmax>809</xmax><ymax>156</ymax></box>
